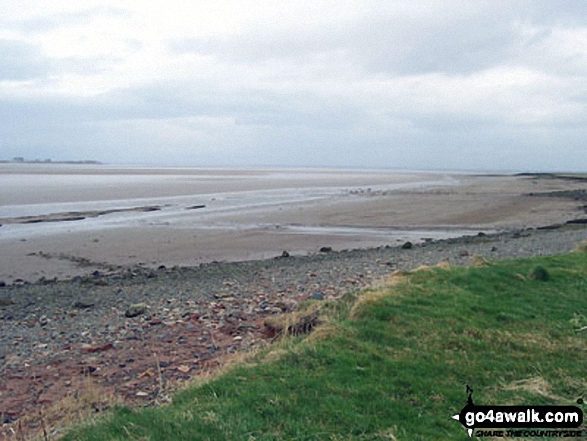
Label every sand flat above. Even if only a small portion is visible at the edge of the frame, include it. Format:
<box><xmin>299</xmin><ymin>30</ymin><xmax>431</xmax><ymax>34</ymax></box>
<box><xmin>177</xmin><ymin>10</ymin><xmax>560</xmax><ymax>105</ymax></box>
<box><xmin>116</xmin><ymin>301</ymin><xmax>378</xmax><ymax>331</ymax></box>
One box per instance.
<box><xmin>0</xmin><ymin>166</ymin><xmax>585</xmax><ymax>282</ymax></box>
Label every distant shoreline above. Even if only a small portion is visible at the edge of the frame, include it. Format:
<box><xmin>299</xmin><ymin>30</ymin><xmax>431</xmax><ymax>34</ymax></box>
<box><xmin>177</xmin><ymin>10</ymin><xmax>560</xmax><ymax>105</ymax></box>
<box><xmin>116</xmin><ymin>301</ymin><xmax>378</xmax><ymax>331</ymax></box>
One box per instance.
<box><xmin>0</xmin><ymin>158</ymin><xmax>102</xmax><ymax>165</ymax></box>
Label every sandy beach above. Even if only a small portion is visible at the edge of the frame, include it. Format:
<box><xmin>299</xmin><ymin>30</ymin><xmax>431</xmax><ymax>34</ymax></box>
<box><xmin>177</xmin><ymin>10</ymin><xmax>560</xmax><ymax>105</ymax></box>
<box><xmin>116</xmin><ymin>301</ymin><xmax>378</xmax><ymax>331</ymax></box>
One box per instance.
<box><xmin>1</xmin><ymin>166</ymin><xmax>587</xmax><ymax>438</ymax></box>
<box><xmin>0</xmin><ymin>166</ymin><xmax>585</xmax><ymax>283</ymax></box>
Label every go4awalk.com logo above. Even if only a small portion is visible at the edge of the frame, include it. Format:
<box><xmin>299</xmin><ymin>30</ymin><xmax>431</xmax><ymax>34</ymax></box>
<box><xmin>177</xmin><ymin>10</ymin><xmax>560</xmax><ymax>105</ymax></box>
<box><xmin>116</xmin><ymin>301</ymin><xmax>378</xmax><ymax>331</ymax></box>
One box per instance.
<box><xmin>452</xmin><ymin>386</ymin><xmax>584</xmax><ymax>438</ymax></box>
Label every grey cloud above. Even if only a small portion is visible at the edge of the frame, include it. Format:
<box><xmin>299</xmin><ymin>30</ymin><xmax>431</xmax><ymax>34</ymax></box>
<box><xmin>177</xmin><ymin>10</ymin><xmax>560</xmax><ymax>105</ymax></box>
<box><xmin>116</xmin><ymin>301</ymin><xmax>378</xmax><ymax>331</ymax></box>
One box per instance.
<box><xmin>168</xmin><ymin>2</ymin><xmax>520</xmax><ymax>75</ymax></box>
<box><xmin>168</xmin><ymin>1</ymin><xmax>587</xmax><ymax>77</ymax></box>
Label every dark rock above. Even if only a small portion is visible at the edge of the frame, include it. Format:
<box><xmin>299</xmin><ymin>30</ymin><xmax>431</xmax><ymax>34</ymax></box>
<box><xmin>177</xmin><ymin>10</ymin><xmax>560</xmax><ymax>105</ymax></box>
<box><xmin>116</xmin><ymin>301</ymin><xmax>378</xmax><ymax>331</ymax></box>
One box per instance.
<box><xmin>73</xmin><ymin>299</ymin><xmax>95</xmax><ymax>309</ymax></box>
<box><xmin>565</xmin><ymin>218</ymin><xmax>587</xmax><ymax>225</ymax></box>
<box><xmin>80</xmin><ymin>365</ymin><xmax>98</xmax><ymax>375</ymax></box>
<box><xmin>281</xmin><ymin>250</ymin><xmax>290</xmax><ymax>258</ymax></box>
<box><xmin>125</xmin><ymin>303</ymin><xmax>148</xmax><ymax>318</ymax></box>
<box><xmin>0</xmin><ymin>297</ymin><xmax>14</xmax><ymax>307</ymax></box>
<box><xmin>477</xmin><ymin>232</ymin><xmax>486</xmax><ymax>237</ymax></box>
<box><xmin>2</xmin><ymin>413</ymin><xmax>16</xmax><ymax>424</ymax></box>
<box><xmin>401</xmin><ymin>241</ymin><xmax>413</xmax><ymax>250</ymax></box>
<box><xmin>319</xmin><ymin>247</ymin><xmax>333</xmax><ymax>253</ymax></box>
<box><xmin>537</xmin><ymin>224</ymin><xmax>562</xmax><ymax>230</ymax></box>
<box><xmin>311</xmin><ymin>292</ymin><xmax>325</xmax><ymax>301</ymax></box>
<box><xmin>187</xmin><ymin>205</ymin><xmax>206</xmax><ymax>210</ymax></box>
<box><xmin>0</xmin><ymin>281</ymin><xmax>5</xmax><ymax>287</ymax></box>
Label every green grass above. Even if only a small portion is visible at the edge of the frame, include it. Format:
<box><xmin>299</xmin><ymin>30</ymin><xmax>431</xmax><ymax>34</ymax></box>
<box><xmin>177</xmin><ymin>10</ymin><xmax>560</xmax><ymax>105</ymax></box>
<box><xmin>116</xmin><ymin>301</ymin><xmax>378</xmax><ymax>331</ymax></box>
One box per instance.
<box><xmin>63</xmin><ymin>252</ymin><xmax>587</xmax><ymax>440</ymax></box>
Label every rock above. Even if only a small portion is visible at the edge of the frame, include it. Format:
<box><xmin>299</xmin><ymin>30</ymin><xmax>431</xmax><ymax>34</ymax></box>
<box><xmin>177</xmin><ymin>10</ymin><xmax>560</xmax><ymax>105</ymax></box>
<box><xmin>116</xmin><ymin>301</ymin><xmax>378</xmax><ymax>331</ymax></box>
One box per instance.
<box><xmin>319</xmin><ymin>247</ymin><xmax>332</xmax><ymax>253</ymax></box>
<box><xmin>80</xmin><ymin>365</ymin><xmax>98</xmax><ymax>375</ymax></box>
<box><xmin>311</xmin><ymin>292</ymin><xmax>325</xmax><ymax>301</ymax></box>
<box><xmin>73</xmin><ymin>299</ymin><xmax>95</xmax><ymax>309</ymax></box>
<box><xmin>281</xmin><ymin>250</ymin><xmax>290</xmax><ymax>258</ymax></box>
<box><xmin>135</xmin><ymin>391</ymin><xmax>149</xmax><ymax>397</ymax></box>
<box><xmin>0</xmin><ymin>281</ymin><xmax>6</xmax><ymax>287</ymax></box>
<box><xmin>458</xmin><ymin>249</ymin><xmax>470</xmax><ymax>257</ymax></box>
<box><xmin>2</xmin><ymin>413</ymin><xmax>16</xmax><ymax>424</ymax></box>
<box><xmin>82</xmin><ymin>342</ymin><xmax>114</xmax><ymax>353</ymax></box>
<box><xmin>537</xmin><ymin>224</ymin><xmax>562</xmax><ymax>230</ymax></box>
<box><xmin>125</xmin><ymin>303</ymin><xmax>149</xmax><ymax>318</ymax></box>
<box><xmin>214</xmin><ymin>292</ymin><xmax>232</xmax><ymax>299</ymax></box>
<box><xmin>565</xmin><ymin>218</ymin><xmax>587</xmax><ymax>225</ymax></box>
<box><xmin>0</xmin><ymin>297</ymin><xmax>14</xmax><ymax>306</ymax></box>
<box><xmin>401</xmin><ymin>241</ymin><xmax>413</xmax><ymax>250</ymax></box>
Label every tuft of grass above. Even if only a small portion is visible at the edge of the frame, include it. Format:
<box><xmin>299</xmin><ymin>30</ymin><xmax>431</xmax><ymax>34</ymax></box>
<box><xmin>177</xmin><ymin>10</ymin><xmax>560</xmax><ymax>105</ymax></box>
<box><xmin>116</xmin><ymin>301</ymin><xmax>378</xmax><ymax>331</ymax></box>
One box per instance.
<box><xmin>575</xmin><ymin>239</ymin><xmax>587</xmax><ymax>253</ymax></box>
<box><xmin>529</xmin><ymin>265</ymin><xmax>550</xmax><ymax>281</ymax></box>
<box><xmin>63</xmin><ymin>252</ymin><xmax>587</xmax><ymax>440</ymax></box>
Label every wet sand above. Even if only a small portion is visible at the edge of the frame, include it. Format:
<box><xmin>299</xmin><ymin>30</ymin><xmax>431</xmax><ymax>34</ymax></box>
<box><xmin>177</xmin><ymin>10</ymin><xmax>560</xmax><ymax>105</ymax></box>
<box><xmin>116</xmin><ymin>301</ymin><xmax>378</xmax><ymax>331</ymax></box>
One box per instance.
<box><xmin>0</xmin><ymin>166</ymin><xmax>585</xmax><ymax>283</ymax></box>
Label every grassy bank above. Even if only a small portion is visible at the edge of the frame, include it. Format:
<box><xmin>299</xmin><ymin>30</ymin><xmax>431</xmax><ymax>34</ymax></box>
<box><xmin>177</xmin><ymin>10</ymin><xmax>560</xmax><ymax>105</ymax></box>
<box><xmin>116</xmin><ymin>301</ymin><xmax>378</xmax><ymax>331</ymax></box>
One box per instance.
<box><xmin>63</xmin><ymin>247</ymin><xmax>587</xmax><ymax>440</ymax></box>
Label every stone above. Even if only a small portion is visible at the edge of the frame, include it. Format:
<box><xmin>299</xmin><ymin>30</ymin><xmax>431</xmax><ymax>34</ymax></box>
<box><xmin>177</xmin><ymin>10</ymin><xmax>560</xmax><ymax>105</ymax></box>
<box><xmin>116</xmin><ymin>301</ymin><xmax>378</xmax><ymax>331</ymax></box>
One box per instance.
<box><xmin>319</xmin><ymin>247</ymin><xmax>332</xmax><ymax>253</ymax></box>
<box><xmin>73</xmin><ymin>299</ymin><xmax>95</xmax><ymax>309</ymax></box>
<box><xmin>0</xmin><ymin>297</ymin><xmax>14</xmax><ymax>306</ymax></box>
<box><xmin>401</xmin><ymin>241</ymin><xmax>412</xmax><ymax>250</ymax></box>
<box><xmin>311</xmin><ymin>292</ymin><xmax>325</xmax><ymax>301</ymax></box>
<box><xmin>81</xmin><ymin>342</ymin><xmax>114</xmax><ymax>353</ymax></box>
<box><xmin>125</xmin><ymin>303</ymin><xmax>149</xmax><ymax>318</ymax></box>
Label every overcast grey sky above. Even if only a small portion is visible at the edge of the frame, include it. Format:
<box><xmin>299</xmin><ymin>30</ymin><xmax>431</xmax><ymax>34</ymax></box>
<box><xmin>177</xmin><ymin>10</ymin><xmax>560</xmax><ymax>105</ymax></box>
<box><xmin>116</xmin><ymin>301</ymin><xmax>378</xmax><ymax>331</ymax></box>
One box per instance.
<box><xmin>0</xmin><ymin>0</ymin><xmax>586</xmax><ymax>171</ymax></box>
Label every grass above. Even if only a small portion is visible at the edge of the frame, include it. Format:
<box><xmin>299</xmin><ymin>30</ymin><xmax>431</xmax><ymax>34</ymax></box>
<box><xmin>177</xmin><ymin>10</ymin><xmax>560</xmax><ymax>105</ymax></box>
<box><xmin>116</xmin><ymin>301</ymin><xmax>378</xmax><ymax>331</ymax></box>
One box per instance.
<box><xmin>63</xmin><ymin>251</ymin><xmax>587</xmax><ymax>440</ymax></box>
